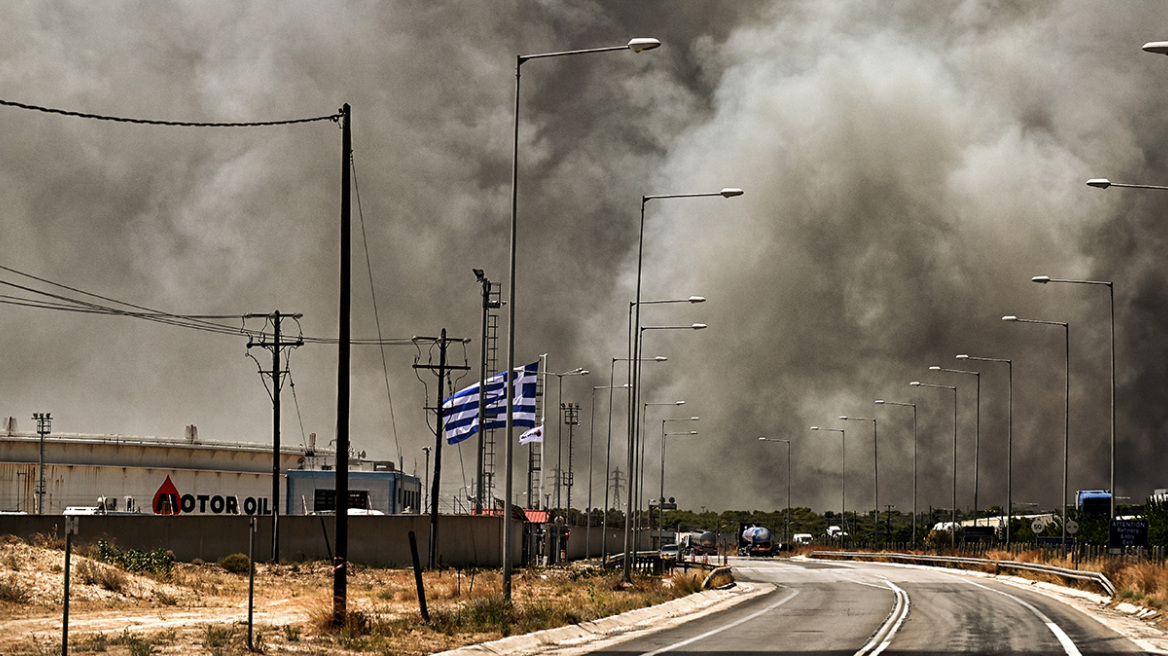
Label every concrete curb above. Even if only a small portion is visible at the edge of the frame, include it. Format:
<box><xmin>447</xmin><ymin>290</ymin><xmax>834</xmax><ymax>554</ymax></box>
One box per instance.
<box><xmin>433</xmin><ymin>581</ymin><xmax>767</xmax><ymax>656</ymax></box>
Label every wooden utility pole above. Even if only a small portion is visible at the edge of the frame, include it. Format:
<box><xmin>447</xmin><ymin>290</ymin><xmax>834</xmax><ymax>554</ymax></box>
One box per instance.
<box><xmin>246</xmin><ymin>311</ymin><xmax>303</xmax><ymax>562</ymax></box>
<box><xmin>413</xmin><ymin>329</ymin><xmax>470</xmax><ymax>568</ymax></box>
<box><xmin>333</xmin><ymin>102</ymin><xmax>352</xmax><ymax>624</ymax></box>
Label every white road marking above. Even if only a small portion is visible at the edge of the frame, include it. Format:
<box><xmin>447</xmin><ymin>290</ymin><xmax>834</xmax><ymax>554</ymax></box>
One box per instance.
<box><xmin>854</xmin><ymin>579</ymin><xmax>910</xmax><ymax>656</ymax></box>
<box><xmin>965</xmin><ymin>580</ymin><xmax>1082</xmax><ymax>656</ymax></box>
<box><xmin>636</xmin><ymin>587</ymin><xmax>800</xmax><ymax>656</ymax></box>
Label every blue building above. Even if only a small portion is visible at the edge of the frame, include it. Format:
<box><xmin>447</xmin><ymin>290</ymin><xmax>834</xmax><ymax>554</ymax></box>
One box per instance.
<box><xmin>286</xmin><ymin>467</ymin><xmax>422</xmax><ymax>515</ymax></box>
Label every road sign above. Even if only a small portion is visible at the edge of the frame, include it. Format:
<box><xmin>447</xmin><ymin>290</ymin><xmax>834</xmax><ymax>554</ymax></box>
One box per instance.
<box><xmin>1031</xmin><ymin>519</ymin><xmax>1046</xmax><ymax>534</ymax></box>
<box><xmin>1065</xmin><ymin>519</ymin><xmax>1078</xmax><ymax>535</ymax></box>
<box><xmin>1110</xmin><ymin>519</ymin><xmax>1148</xmax><ymax>548</ymax></box>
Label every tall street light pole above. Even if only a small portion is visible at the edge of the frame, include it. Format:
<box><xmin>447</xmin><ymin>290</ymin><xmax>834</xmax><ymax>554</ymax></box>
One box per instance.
<box><xmin>930</xmin><ymin>366</ymin><xmax>981</xmax><ymax>525</ymax></box>
<box><xmin>840</xmin><ymin>416</ymin><xmax>878</xmax><ymax>543</ymax></box>
<box><xmin>811</xmin><ymin>426</ymin><xmax>846</xmax><ymax>536</ymax></box>
<box><xmin>911</xmin><ymin>381</ymin><xmax>958</xmax><ymax>548</ymax></box>
<box><xmin>659</xmin><ymin>416</ymin><xmax>698</xmax><ymax>542</ymax></box>
<box><xmin>627</xmin><ymin>188</ymin><xmax>742</xmax><ymax>565</ymax></box>
<box><xmin>636</xmin><ymin>398</ymin><xmax>686</xmax><ymax>556</ymax></box>
<box><xmin>623</xmin><ymin>322</ymin><xmax>702</xmax><ymax>582</ymax></box>
<box><xmin>957</xmin><ymin>354</ymin><xmax>1013</xmax><ymax>545</ymax></box>
<box><xmin>1032</xmin><ymin>275</ymin><xmax>1116</xmax><ymax>521</ymax></box>
<box><xmin>586</xmin><ymin>383</ymin><xmax>626</xmax><ymax>558</ymax></box>
<box><xmin>874</xmin><ymin>400</ymin><xmax>916</xmax><ymax>545</ymax></box>
<box><xmin>1004</xmin><ymin>315</ymin><xmax>1070</xmax><ymax>554</ymax></box>
<box><xmin>504</xmin><ymin>37</ymin><xmax>660</xmax><ymax>602</ymax></box>
<box><xmin>543</xmin><ymin>367</ymin><xmax>589</xmax><ymax>509</ymax></box>
<box><xmin>603</xmin><ymin>356</ymin><xmax>661</xmax><ymax>555</ymax></box>
<box><xmin>758</xmin><ymin>437</ymin><xmax>792</xmax><ymax>544</ymax></box>
<box><xmin>659</xmin><ymin>429</ymin><xmax>697</xmax><ymax>541</ymax></box>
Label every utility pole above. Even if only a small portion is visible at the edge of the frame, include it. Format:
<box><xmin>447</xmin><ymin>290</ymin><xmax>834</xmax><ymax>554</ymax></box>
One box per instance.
<box><xmin>413</xmin><ymin>329</ymin><xmax>470</xmax><ymax>567</ymax></box>
<box><xmin>333</xmin><ymin>101</ymin><xmax>352</xmax><ymax>624</ymax></box>
<box><xmin>562</xmin><ymin>403</ymin><xmax>579</xmax><ymax>512</ymax></box>
<box><xmin>247</xmin><ymin>311</ymin><xmax>303</xmax><ymax>562</ymax></box>
<box><xmin>33</xmin><ymin>413</ymin><xmax>50</xmax><ymax>514</ymax></box>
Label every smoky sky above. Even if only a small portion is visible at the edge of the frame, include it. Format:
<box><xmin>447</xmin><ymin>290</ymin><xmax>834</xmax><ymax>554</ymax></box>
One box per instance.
<box><xmin>2</xmin><ymin>1</ymin><xmax>1168</xmax><ymax>517</ymax></box>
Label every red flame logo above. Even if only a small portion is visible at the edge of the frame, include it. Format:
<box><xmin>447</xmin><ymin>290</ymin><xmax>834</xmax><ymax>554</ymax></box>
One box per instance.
<box><xmin>152</xmin><ymin>475</ymin><xmax>181</xmax><ymax>515</ymax></box>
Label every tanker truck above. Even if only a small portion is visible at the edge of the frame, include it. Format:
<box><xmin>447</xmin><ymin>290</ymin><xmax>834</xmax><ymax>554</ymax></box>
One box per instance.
<box><xmin>680</xmin><ymin>531</ymin><xmax>717</xmax><ymax>556</ymax></box>
<box><xmin>737</xmin><ymin>524</ymin><xmax>774</xmax><ymax>557</ymax></box>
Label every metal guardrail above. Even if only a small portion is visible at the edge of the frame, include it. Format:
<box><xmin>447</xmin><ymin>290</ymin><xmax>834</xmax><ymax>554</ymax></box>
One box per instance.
<box><xmin>810</xmin><ymin>550</ymin><xmax>1116</xmax><ymax>597</ymax></box>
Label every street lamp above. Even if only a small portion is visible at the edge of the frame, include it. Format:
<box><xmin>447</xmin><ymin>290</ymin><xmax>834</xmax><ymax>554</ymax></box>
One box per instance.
<box><xmin>1085</xmin><ymin>178</ymin><xmax>1168</xmax><ymax>191</ymax></box>
<box><xmin>874</xmin><ymin>400</ymin><xmax>917</xmax><ymax>545</ymax></box>
<box><xmin>623</xmin><ymin>322</ymin><xmax>704</xmax><ymax>582</ymax></box>
<box><xmin>587</xmin><ymin>383</ymin><xmax>627</xmax><ymax>559</ymax></box>
<box><xmin>957</xmin><ymin>353</ymin><xmax>1014</xmax><ymax>545</ymax></box>
<box><xmin>811</xmin><ymin>426</ymin><xmax>846</xmax><ymax>536</ymax></box>
<box><xmin>627</xmin><ymin>187</ymin><xmax>741</xmax><ymax>571</ymax></box>
<box><xmin>1003</xmin><ymin>314</ymin><xmax>1070</xmax><ymax>554</ymax></box>
<box><xmin>542</xmin><ymin>367</ymin><xmax>589</xmax><ymax>509</ymax></box>
<box><xmin>603</xmin><ymin>356</ymin><xmax>663</xmax><ymax>556</ymax></box>
<box><xmin>659</xmin><ymin>417</ymin><xmax>699</xmax><ymax>543</ymax></box>
<box><xmin>930</xmin><ymin>366</ymin><xmax>981</xmax><ymax>525</ymax></box>
<box><xmin>659</xmin><ymin>428</ymin><xmax>697</xmax><ymax>543</ymax></box>
<box><xmin>634</xmin><ymin>398</ymin><xmax>685</xmax><ymax>559</ymax></box>
<box><xmin>624</xmin><ymin>297</ymin><xmax>698</xmax><ymax>518</ymax></box>
<box><xmin>758</xmin><ymin>437</ymin><xmax>792</xmax><ymax>544</ymax></box>
<box><xmin>840</xmin><ymin>416</ymin><xmax>878</xmax><ymax>543</ymax></box>
<box><xmin>911</xmin><ymin>381</ymin><xmax>958</xmax><ymax>548</ymax></box>
<box><xmin>503</xmin><ymin>37</ymin><xmax>660</xmax><ymax>601</ymax></box>
<box><xmin>1032</xmin><ymin>275</ymin><xmax>1116</xmax><ymax>521</ymax></box>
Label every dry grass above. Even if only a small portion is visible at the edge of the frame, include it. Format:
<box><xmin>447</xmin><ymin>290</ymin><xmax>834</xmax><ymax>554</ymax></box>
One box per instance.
<box><xmin>0</xmin><ymin>538</ymin><xmax>720</xmax><ymax>656</ymax></box>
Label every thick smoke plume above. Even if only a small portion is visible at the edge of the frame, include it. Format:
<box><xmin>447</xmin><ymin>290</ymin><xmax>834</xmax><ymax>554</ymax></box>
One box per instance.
<box><xmin>1</xmin><ymin>1</ymin><xmax>1166</xmax><ymax>516</ymax></box>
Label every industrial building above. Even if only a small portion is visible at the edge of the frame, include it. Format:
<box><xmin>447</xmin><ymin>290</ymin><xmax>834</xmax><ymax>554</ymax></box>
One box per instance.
<box><xmin>0</xmin><ymin>418</ymin><xmax>421</xmax><ymax>516</ymax></box>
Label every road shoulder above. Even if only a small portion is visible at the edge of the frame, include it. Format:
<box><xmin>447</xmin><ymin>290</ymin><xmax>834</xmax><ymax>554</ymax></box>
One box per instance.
<box><xmin>433</xmin><ymin>580</ymin><xmax>772</xmax><ymax>656</ymax></box>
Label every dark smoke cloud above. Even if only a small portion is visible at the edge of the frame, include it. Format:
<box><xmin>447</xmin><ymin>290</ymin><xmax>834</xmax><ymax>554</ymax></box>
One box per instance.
<box><xmin>1</xmin><ymin>1</ymin><xmax>1166</xmax><ymax>517</ymax></box>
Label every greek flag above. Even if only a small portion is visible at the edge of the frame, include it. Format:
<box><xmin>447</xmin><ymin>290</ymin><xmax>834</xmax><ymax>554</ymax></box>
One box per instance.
<box><xmin>442</xmin><ymin>361</ymin><xmax>539</xmax><ymax>445</ymax></box>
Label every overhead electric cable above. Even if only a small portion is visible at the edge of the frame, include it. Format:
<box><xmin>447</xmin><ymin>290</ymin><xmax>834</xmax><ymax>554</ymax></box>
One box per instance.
<box><xmin>0</xmin><ymin>264</ymin><xmax>415</xmax><ymax>345</ymax></box>
<box><xmin>352</xmin><ymin>154</ymin><xmax>402</xmax><ymax>459</ymax></box>
<box><xmin>0</xmin><ymin>98</ymin><xmax>341</xmax><ymax>127</ymax></box>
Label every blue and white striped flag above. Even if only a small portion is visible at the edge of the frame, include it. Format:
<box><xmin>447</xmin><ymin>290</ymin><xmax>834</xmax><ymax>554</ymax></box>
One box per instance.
<box><xmin>442</xmin><ymin>361</ymin><xmax>539</xmax><ymax>445</ymax></box>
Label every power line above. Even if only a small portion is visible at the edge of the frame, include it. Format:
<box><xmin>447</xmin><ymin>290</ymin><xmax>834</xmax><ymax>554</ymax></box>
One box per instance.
<box><xmin>0</xmin><ymin>264</ymin><xmax>415</xmax><ymax>346</ymax></box>
<box><xmin>352</xmin><ymin>154</ymin><xmax>401</xmax><ymax>459</ymax></box>
<box><xmin>0</xmin><ymin>97</ymin><xmax>341</xmax><ymax>127</ymax></box>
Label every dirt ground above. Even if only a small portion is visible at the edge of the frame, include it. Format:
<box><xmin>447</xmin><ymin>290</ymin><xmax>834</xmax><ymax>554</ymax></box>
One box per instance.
<box><xmin>0</xmin><ymin>535</ymin><xmax>697</xmax><ymax>656</ymax></box>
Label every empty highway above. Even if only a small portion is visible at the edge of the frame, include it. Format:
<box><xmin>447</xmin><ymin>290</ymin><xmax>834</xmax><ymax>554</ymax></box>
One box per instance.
<box><xmin>580</xmin><ymin>557</ymin><xmax>1160</xmax><ymax>655</ymax></box>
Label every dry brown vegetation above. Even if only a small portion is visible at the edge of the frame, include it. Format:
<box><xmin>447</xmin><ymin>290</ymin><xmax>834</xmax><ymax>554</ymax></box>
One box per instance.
<box><xmin>0</xmin><ymin>535</ymin><xmax>719</xmax><ymax>656</ymax></box>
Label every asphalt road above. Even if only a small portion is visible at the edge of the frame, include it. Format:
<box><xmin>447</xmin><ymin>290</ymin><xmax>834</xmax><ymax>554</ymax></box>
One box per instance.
<box><xmin>584</xmin><ymin>557</ymin><xmax>1152</xmax><ymax>655</ymax></box>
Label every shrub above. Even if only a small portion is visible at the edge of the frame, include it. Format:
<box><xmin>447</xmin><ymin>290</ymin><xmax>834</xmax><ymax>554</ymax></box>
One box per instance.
<box><xmin>94</xmin><ymin>540</ymin><xmax>174</xmax><ymax>577</ymax></box>
<box><xmin>76</xmin><ymin>559</ymin><xmax>128</xmax><ymax>593</ymax></box>
<box><xmin>0</xmin><ymin>575</ymin><xmax>30</xmax><ymax>603</ymax></box>
<box><xmin>218</xmin><ymin>553</ymin><xmax>251</xmax><ymax>575</ymax></box>
<box><xmin>202</xmin><ymin>624</ymin><xmax>234</xmax><ymax>649</ymax></box>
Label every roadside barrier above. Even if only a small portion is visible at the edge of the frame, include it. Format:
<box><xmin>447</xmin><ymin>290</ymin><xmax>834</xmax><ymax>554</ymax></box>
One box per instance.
<box><xmin>809</xmin><ymin>550</ymin><xmax>1116</xmax><ymax>597</ymax></box>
